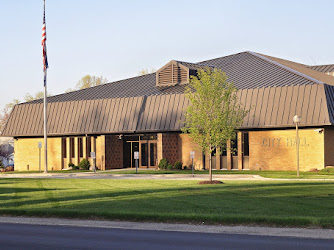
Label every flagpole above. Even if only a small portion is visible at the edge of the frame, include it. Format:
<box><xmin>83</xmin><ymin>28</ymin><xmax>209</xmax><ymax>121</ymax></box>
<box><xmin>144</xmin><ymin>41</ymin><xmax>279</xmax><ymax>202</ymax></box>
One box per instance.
<box><xmin>43</xmin><ymin>0</ymin><xmax>48</xmax><ymax>173</ymax></box>
<box><xmin>44</xmin><ymin>69</ymin><xmax>48</xmax><ymax>173</ymax></box>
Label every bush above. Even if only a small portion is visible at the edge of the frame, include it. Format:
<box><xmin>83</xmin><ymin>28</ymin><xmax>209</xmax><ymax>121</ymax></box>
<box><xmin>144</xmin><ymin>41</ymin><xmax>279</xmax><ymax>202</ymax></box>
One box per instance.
<box><xmin>320</xmin><ymin>168</ymin><xmax>334</xmax><ymax>174</ymax></box>
<box><xmin>158</xmin><ymin>158</ymin><xmax>169</xmax><ymax>170</ymax></box>
<box><xmin>174</xmin><ymin>161</ymin><xmax>182</xmax><ymax>170</ymax></box>
<box><xmin>68</xmin><ymin>162</ymin><xmax>74</xmax><ymax>168</ymax></box>
<box><xmin>73</xmin><ymin>166</ymin><xmax>79</xmax><ymax>170</ymax></box>
<box><xmin>183</xmin><ymin>166</ymin><xmax>187</xmax><ymax>170</ymax></box>
<box><xmin>79</xmin><ymin>159</ymin><xmax>90</xmax><ymax>170</ymax></box>
<box><xmin>167</xmin><ymin>164</ymin><xmax>173</xmax><ymax>170</ymax></box>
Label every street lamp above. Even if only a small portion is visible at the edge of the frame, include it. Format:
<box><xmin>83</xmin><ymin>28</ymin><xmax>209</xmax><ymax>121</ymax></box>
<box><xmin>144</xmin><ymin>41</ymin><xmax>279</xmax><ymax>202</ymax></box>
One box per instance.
<box><xmin>293</xmin><ymin>115</ymin><xmax>301</xmax><ymax>177</ymax></box>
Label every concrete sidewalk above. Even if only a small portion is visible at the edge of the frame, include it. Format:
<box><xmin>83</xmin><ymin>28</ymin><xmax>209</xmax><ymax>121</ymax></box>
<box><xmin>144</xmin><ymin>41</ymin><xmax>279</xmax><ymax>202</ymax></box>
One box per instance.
<box><xmin>0</xmin><ymin>172</ymin><xmax>266</xmax><ymax>180</ymax></box>
<box><xmin>1</xmin><ymin>171</ymin><xmax>334</xmax><ymax>181</ymax></box>
<box><xmin>0</xmin><ymin>216</ymin><xmax>333</xmax><ymax>240</ymax></box>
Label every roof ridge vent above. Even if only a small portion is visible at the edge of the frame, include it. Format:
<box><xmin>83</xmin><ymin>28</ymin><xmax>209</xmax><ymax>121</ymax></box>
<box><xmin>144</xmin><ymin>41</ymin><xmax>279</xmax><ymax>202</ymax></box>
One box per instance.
<box><xmin>156</xmin><ymin>60</ymin><xmax>190</xmax><ymax>87</ymax></box>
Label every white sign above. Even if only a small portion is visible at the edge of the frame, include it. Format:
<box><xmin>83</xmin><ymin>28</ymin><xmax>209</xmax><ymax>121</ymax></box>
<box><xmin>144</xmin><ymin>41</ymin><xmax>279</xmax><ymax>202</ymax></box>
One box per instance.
<box><xmin>190</xmin><ymin>151</ymin><xmax>195</xmax><ymax>159</ymax></box>
<box><xmin>38</xmin><ymin>142</ymin><xmax>42</xmax><ymax>149</ymax></box>
<box><xmin>90</xmin><ymin>152</ymin><xmax>96</xmax><ymax>159</ymax></box>
<box><xmin>134</xmin><ymin>151</ymin><xmax>139</xmax><ymax>160</ymax></box>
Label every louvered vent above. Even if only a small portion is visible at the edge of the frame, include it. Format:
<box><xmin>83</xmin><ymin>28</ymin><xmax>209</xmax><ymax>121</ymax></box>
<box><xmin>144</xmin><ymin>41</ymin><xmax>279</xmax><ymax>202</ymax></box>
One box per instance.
<box><xmin>156</xmin><ymin>61</ymin><xmax>189</xmax><ymax>87</ymax></box>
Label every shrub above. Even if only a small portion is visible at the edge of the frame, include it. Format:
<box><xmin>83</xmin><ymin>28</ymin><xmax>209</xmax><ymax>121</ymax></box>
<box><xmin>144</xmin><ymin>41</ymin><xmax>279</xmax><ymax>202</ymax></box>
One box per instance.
<box><xmin>183</xmin><ymin>166</ymin><xmax>187</xmax><ymax>170</ymax></box>
<box><xmin>73</xmin><ymin>166</ymin><xmax>79</xmax><ymax>170</ymax></box>
<box><xmin>174</xmin><ymin>161</ymin><xmax>182</xmax><ymax>170</ymax></box>
<box><xmin>79</xmin><ymin>159</ymin><xmax>90</xmax><ymax>170</ymax></box>
<box><xmin>68</xmin><ymin>162</ymin><xmax>74</xmax><ymax>168</ymax></box>
<box><xmin>167</xmin><ymin>164</ymin><xmax>173</xmax><ymax>170</ymax></box>
<box><xmin>158</xmin><ymin>158</ymin><xmax>169</xmax><ymax>170</ymax></box>
<box><xmin>320</xmin><ymin>168</ymin><xmax>334</xmax><ymax>174</ymax></box>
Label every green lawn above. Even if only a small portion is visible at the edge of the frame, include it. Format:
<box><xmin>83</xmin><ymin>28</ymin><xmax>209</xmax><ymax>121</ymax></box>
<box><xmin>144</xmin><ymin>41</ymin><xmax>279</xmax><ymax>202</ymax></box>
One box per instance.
<box><xmin>0</xmin><ymin>179</ymin><xmax>333</xmax><ymax>228</ymax></box>
<box><xmin>101</xmin><ymin>169</ymin><xmax>334</xmax><ymax>179</ymax></box>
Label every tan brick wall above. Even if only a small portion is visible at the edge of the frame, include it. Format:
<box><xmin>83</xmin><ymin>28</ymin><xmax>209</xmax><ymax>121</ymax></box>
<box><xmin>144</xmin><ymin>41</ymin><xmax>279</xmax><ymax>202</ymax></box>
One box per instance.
<box><xmin>14</xmin><ymin>137</ymin><xmax>62</xmax><ymax>171</ymax></box>
<box><xmin>178</xmin><ymin>134</ymin><xmax>204</xmax><ymax>170</ymax></box>
<box><xmin>249</xmin><ymin>129</ymin><xmax>324</xmax><ymax>171</ymax></box>
<box><xmin>96</xmin><ymin>135</ymin><xmax>106</xmax><ymax>170</ymax></box>
<box><xmin>157</xmin><ymin>133</ymin><xmax>163</xmax><ymax>164</ymax></box>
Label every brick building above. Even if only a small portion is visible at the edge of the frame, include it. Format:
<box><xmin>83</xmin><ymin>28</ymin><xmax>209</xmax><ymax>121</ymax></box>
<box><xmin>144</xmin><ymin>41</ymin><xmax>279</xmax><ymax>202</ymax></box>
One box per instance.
<box><xmin>2</xmin><ymin>51</ymin><xmax>334</xmax><ymax>171</ymax></box>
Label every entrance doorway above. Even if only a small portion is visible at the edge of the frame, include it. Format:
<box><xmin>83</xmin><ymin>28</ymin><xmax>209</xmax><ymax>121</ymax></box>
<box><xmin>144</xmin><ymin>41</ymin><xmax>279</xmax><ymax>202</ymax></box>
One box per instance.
<box><xmin>124</xmin><ymin>135</ymin><xmax>140</xmax><ymax>168</ymax></box>
<box><xmin>124</xmin><ymin>134</ymin><xmax>157</xmax><ymax>168</ymax></box>
<box><xmin>140</xmin><ymin>142</ymin><xmax>157</xmax><ymax>168</ymax></box>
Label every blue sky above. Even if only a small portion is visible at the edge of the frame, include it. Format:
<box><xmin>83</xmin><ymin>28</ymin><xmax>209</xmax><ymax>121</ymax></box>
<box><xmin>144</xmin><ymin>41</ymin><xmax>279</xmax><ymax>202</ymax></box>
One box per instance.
<box><xmin>0</xmin><ymin>0</ymin><xmax>333</xmax><ymax>110</ymax></box>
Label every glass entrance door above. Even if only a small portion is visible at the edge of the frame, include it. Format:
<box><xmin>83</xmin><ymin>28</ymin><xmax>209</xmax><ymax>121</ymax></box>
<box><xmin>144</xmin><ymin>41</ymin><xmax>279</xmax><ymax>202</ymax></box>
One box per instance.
<box><xmin>140</xmin><ymin>141</ymin><xmax>157</xmax><ymax>168</ymax></box>
<box><xmin>141</xmin><ymin>143</ymin><xmax>148</xmax><ymax>167</ymax></box>
<box><xmin>150</xmin><ymin>143</ymin><xmax>157</xmax><ymax>167</ymax></box>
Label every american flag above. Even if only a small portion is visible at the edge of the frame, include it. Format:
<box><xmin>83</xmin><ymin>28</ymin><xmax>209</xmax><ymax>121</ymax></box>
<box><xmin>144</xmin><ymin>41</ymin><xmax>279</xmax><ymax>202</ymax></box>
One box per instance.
<box><xmin>42</xmin><ymin>1</ymin><xmax>48</xmax><ymax>71</ymax></box>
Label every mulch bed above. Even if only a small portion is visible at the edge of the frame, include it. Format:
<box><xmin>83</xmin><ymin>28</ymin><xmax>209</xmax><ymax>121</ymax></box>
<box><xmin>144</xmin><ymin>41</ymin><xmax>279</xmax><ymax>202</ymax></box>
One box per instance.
<box><xmin>198</xmin><ymin>180</ymin><xmax>224</xmax><ymax>185</ymax></box>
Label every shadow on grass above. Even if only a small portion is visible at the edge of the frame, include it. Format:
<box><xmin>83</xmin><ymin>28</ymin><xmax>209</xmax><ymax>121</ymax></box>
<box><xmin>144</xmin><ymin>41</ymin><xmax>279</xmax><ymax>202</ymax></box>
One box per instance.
<box><xmin>1</xmin><ymin>181</ymin><xmax>333</xmax><ymax>207</ymax></box>
<box><xmin>0</xmin><ymin>180</ymin><xmax>334</xmax><ymax>228</ymax></box>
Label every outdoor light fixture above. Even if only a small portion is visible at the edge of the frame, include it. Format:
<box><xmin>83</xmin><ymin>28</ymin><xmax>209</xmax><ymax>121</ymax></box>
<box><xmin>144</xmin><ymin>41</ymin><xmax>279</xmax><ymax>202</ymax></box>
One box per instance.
<box><xmin>118</xmin><ymin>134</ymin><xmax>123</xmax><ymax>140</ymax></box>
<box><xmin>293</xmin><ymin>115</ymin><xmax>301</xmax><ymax>177</ymax></box>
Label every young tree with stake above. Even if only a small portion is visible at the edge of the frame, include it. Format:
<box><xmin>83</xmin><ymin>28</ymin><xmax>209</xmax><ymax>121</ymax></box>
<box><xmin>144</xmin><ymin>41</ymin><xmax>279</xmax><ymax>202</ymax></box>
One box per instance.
<box><xmin>182</xmin><ymin>68</ymin><xmax>248</xmax><ymax>182</ymax></box>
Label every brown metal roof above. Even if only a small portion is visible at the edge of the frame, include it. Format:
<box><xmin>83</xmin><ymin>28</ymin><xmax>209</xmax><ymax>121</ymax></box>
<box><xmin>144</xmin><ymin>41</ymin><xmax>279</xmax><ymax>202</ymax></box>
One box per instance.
<box><xmin>2</xmin><ymin>84</ymin><xmax>333</xmax><ymax>137</ymax></box>
<box><xmin>308</xmin><ymin>64</ymin><xmax>334</xmax><ymax>73</ymax></box>
<box><xmin>3</xmin><ymin>51</ymin><xmax>334</xmax><ymax>137</ymax></box>
<box><xmin>257</xmin><ymin>53</ymin><xmax>334</xmax><ymax>85</ymax></box>
<box><xmin>26</xmin><ymin>51</ymin><xmax>334</xmax><ymax>105</ymax></box>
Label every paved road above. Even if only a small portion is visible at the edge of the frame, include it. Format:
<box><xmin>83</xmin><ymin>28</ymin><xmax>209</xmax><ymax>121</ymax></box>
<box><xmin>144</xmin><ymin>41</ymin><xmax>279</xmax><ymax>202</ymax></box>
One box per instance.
<box><xmin>0</xmin><ymin>222</ymin><xmax>333</xmax><ymax>249</ymax></box>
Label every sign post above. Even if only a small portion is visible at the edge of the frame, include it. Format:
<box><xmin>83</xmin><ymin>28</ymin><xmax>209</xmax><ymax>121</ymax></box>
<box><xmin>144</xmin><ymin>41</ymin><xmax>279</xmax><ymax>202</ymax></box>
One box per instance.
<box><xmin>134</xmin><ymin>151</ymin><xmax>139</xmax><ymax>174</ymax></box>
<box><xmin>190</xmin><ymin>151</ymin><xmax>195</xmax><ymax>177</ymax></box>
<box><xmin>90</xmin><ymin>152</ymin><xmax>96</xmax><ymax>173</ymax></box>
<box><xmin>293</xmin><ymin>115</ymin><xmax>301</xmax><ymax>178</ymax></box>
<box><xmin>38</xmin><ymin>142</ymin><xmax>42</xmax><ymax>173</ymax></box>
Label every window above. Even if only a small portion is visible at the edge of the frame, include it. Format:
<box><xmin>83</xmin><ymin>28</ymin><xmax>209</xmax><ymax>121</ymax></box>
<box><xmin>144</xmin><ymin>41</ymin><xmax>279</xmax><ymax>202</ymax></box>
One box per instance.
<box><xmin>70</xmin><ymin>137</ymin><xmax>75</xmax><ymax>158</ymax></box>
<box><xmin>61</xmin><ymin>138</ymin><xmax>67</xmax><ymax>158</ymax></box>
<box><xmin>140</xmin><ymin>134</ymin><xmax>157</xmax><ymax>140</ymax></box>
<box><xmin>141</xmin><ymin>143</ymin><xmax>148</xmax><ymax>166</ymax></box>
<box><xmin>221</xmin><ymin>146</ymin><xmax>227</xmax><ymax>156</ymax></box>
<box><xmin>211</xmin><ymin>148</ymin><xmax>216</xmax><ymax>156</ymax></box>
<box><xmin>87</xmin><ymin>136</ymin><xmax>91</xmax><ymax>157</ymax></box>
<box><xmin>231</xmin><ymin>139</ymin><xmax>238</xmax><ymax>156</ymax></box>
<box><xmin>243</xmin><ymin>132</ymin><xmax>249</xmax><ymax>156</ymax></box>
<box><xmin>78</xmin><ymin>137</ymin><xmax>83</xmax><ymax>158</ymax></box>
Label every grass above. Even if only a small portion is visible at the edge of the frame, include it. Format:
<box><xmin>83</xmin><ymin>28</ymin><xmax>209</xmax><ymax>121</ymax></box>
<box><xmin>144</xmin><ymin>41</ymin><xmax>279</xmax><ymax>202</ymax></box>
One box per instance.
<box><xmin>0</xmin><ymin>178</ymin><xmax>333</xmax><ymax>228</ymax></box>
<box><xmin>100</xmin><ymin>169</ymin><xmax>334</xmax><ymax>179</ymax></box>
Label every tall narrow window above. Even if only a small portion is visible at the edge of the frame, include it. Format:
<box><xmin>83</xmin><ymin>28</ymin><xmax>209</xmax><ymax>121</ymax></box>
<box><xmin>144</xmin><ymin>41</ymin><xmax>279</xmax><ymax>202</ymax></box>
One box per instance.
<box><xmin>87</xmin><ymin>136</ymin><xmax>91</xmax><ymax>157</ymax></box>
<box><xmin>221</xmin><ymin>144</ymin><xmax>227</xmax><ymax>156</ymax></box>
<box><xmin>243</xmin><ymin>132</ymin><xmax>249</xmax><ymax>156</ymax></box>
<box><xmin>70</xmin><ymin>137</ymin><xmax>75</xmax><ymax>158</ymax></box>
<box><xmin>78</xmin><ymin>137</ymin><xmax>83</xmax><ymax>158</ymax></box>
<box><xmin>231</xmin><ymin>139</ymin><xmax>238</xmax><ymax>156</ymax></box>
<box><xmin>62</xmin><ymin>138</ymin><xmax>67</xmax><ymax>158</ymax></box>
<box><xmin>141</xmin><ymin>143</ymin><xmax>148</xmax><ymax>166</ymax></box>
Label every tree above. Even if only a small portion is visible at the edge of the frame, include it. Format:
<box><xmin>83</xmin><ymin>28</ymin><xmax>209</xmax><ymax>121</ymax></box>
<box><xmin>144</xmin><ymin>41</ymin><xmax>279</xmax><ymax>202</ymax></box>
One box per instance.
<box><xmin>181</xmin><ymin>68</ymin><xmax>249</xmax><ymax>182</ymax></box>
<box><xmin>23</xmin><ymin>91</ymin><xmax>48</xmax><ymax>102</ymax></box>
<box><xmin>0</xmin><ymin>144</ymin><xmax>13</xmax><ymax>163</ymax></box>
<box><xmin>0</xmin><ymin>91</ymin><xmax>50</xmax><ymax>131</ymax></box>
<box><xmin>138</xmin><ymin>68</ymin><xmax>155</xmax><ymax>75</ymax></box>
<box><xmin>75</xmin><ymin>75</ymin><xmax>108</xmax><ymax>90</ymax></box>
<box><xmin>0</xmin><ymin>99</ymin><xmax>20</xmax><ymax>131</ymax></box>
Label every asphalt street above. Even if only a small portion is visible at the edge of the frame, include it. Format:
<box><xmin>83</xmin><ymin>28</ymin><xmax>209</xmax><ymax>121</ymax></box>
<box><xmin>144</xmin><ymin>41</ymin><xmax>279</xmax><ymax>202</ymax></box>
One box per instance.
<box><xmin>0</xmin><ymin>222</ymin><xmax>333</xmax><ymax>249</ymax></box>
